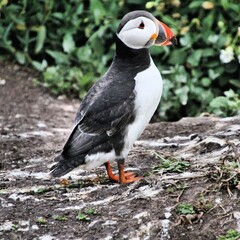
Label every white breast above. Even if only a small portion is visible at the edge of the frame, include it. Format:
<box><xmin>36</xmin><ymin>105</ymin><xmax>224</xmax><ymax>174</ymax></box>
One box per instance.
<box><xmin>121</xmin><ymin>58</ymin><xmax>163</xmax><ymax>158</ymax></box>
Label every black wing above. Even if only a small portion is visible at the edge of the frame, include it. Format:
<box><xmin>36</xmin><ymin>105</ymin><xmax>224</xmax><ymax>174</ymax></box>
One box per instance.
<box><xmin>66</xmin><ymin>67</ymin><xmax>136</xmax><ymax>154</ymax></box>
<box><xmin>51</xmin><ymin>67</ymin><xmax>136</xmax><ymax>177</ymax></box>
<box><xmin>79</xmin><ymin>82</ymin><xmax>135</xmax><ymax>133</ymax></box>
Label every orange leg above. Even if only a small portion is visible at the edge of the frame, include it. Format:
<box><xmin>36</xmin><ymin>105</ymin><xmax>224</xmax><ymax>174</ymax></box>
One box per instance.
<box><xmin>104</xmin><ymin>162</ymin><xmax>119</xmax><ymax>182</ymax></box>
<box><xmin>104</xmin><ymin>161</ymin><xmax>142</xmax><ymax>185</ymax></box>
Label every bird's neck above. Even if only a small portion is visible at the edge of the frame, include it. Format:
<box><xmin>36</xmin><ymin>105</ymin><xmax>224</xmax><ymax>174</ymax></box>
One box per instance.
<box><xmin>115</xmin><ymin>35</ymin><xmax>151</xmax><ymax>68</ymax></box>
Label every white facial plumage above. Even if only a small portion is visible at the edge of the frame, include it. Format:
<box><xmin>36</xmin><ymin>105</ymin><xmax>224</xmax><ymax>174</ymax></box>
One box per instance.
<box><xmin>117</xmin><ymin>17</ymin><xmax>157</xmax><ymax>49</ymax></box>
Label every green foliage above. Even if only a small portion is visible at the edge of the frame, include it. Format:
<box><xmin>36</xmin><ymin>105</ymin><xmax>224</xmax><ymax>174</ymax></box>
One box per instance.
<box><xmin>149</xmin><ymin>0</ymin><xmax>240</xmax><ymax>120</ymax></box>
<box><xmin>177</xmin><ymin>203</ymin><xmax>195</xmax><ymax>215</ymax></box>
<box><xmin>152</xmin><ymin>151</ymin><xmax>191</xmax><ymax>173</ymax></box>
<box><xmin>11</xmin><ymin>224</ymin><xmax>18</xmax><ymax>231</ymax></box>
<box><xmin>33</xmin><ymin>187</ymin><xmax>52</xmax><ymax>194</ymax></box>
<box><xmin>85</xmin><ymin>208</ymin><xmax>97</xmax><ymax>215</ymax></box>
<box><xmin>76</xmin><ymin>213</ymin><xmax>90</xmax><ymax>221</ymax></box>
<box><xmin>164</xmin><ymin>182</ymin><xmax>189</xmax><ymax>193</ymax></box>
<box><xmin>0</xmin><ymin>0</ymin><xmax>239</xmax><ymax>120</ymax></box>
<box><xmin>209</xmin><ymin>89</ymin><xmax>240</xmax><ymax>116</ymax></box>
<box><xmin>217</xmin><ymin>229</ymin><xmax>240</xmax><ymax>240</ymax></box>
<box><xmin>0</xmin><ymin>0</ymin><xmax>119</xmax><ymax>97</ymax></box>
<box><xmin>76</xmin><ymin>208</ymin><xmax>96</xmax><ymax>221</ymax></box>
<box><xmin>210</xmin><ymin>156</ymin><xmax>240</xmax><ymax>189</ymax></box>
<box><xmin>153</xmin><ymin>159</ymin><xmax>191</xmax><ymax>173</ymax></box>
<box><xmin>53</xmin><ymin>215</ymin><xmax>68</xmax><ymax>221</ymax></box>
<box><xmin>195</xmin><ymin>193</ymin><xmax>214</xmax><ymax>212</ymax></box>
<box><xmin>36</xmin><ymin>217</ymin><xmax>47</xmax><ymax>224</ymax></box>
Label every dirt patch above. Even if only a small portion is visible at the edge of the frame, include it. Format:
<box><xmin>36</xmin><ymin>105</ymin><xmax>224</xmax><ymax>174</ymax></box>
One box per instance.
<box><xmin>0</xmin><ymin>63</ymin><xmax>240</xmax><ymax>240</ymax></box>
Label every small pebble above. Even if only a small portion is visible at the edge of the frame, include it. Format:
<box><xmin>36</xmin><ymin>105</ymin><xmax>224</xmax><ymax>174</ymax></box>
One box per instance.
<box><xmin>0</xmin><ymin>79</ymin><xmax>6</xmax><ymax>85</ymax></box>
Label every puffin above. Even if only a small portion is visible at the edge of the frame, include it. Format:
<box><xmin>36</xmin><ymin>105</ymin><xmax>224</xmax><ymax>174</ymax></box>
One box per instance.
<box><xmin>50</xmin><ymin>10</ymin><xmax>177</xmax><ymax>184</ymax></box>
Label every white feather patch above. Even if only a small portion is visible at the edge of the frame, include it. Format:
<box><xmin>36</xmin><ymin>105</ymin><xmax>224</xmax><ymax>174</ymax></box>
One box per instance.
<box><xmin>121</xmin><ymin>58</ymin><xmax>162</xmax><ymax>158</ymax></box>
<box><xmin>117</xmin><ymin>17</ymin><xmax>157</xmax><ymax>49</ymax></box>
<box><xmin>83</xmin><ymin>150</ymin><xmax>116</xmax><ymax>170</ymax></box>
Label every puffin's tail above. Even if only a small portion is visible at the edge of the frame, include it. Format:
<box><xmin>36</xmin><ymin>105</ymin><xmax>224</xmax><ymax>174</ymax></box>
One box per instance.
<box><xmin>50</xmin><ymin>125</ymin><xmax>88</xmax><ymax>177</ymax></box>
<box><xmin>50</xmin><ymin>154</ymin><xmax>84</xmax><ymax>177</ymax></box>
<box><xmin>50</xmin><ymin>124</ymin><xmax>108</xmax><ymax>177</ymax></box>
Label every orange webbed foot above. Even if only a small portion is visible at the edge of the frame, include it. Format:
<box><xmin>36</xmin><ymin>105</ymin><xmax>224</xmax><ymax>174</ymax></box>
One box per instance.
<box><xmin>121</xmin><ymin>175</ymin><xmax>142</xmax><ymax>184</ymax></box>
<box><xmin>104</xmin><ymin>161</ymin><xmax>142</xmax><ymax>185</ymax></box>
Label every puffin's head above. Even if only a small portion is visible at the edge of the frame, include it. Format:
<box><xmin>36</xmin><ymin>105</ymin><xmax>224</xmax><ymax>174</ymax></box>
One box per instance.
<box><xmin>117</xmin><ymin>10</ymin><xmax>177</xmax><ymax>49</ymax></box>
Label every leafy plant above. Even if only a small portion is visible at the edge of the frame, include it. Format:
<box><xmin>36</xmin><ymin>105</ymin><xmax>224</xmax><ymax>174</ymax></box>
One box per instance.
<box><xmin>177</xmin><ymin>203</ymin><xmax>195</xmax><ymax>215</ymax></box>
<box><xmin>208</xmin><ymin>89</ymin><xmax>240</xmax><ymax>116</ymax></box>
<box><xmin>36</xmin><ymin>217</ymin><xmax>47</xmax><ymax>224</ymax></box>
<box><xmin>76</xmin><ymin>213</ymin><xmax>90</xmax><ymax>221</ymax></box>
<box><xmin>148</xmin><ymin>0</ymin><xmax>240</xmax><ymax>120</ymax></box>
<box><xmin>76</xmin><ymin>208</ymin><xmax>97</xmax><ymax>221</ymax></box>
<box><xmin>164</xmin><ymin>182</ymin><xmax>189</xmax><ymax>193</ymax></box>
<box><xmin>85</xmin><ymin>208</ymin><xmax>96</xmax><ymax>215</ymax></box>
<box><xmin>195</xmin><ymin>194</ymin><xmax>214</xmax><ymax>212</ymax></box>
<box><xmin>152</xmin><ymin>152</ymin><xmax>191</xmax><ymax>173</ymax></box>
<box><xmin>53</xmin><ymin>215</ymin><xmax>68</xmax><ymax>221</ymax></box>
<box><xmin>11</xmin><ymin>224</ymin><xmax>18</xmax><ymax>231</ymax></box>
<box><xmin>217</xmin><ymin>229</ymin><xmax>240</xmax><ymax>240</ymax></box>
<box><xmin>210</xmin><ymin>157</ymin><xmax>240</xmax><ymax>190</ymax></box>
<box><xmin>34</xmin><ymin>187</ymin><xmax>51</xmax><ymax>194</ymax></box>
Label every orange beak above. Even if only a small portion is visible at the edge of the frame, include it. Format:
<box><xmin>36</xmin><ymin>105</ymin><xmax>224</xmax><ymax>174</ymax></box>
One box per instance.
<box><xmin>151</xmin><ymin>19</ymin><xmax>177</xmax><ymax>46</ymax></box>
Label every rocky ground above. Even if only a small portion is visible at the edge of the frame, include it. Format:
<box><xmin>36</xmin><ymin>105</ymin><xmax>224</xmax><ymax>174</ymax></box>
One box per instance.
<box><xmin>0</xmin><ymin>63</ymin><xmax>240</xmax><ymax>240</ymax></box>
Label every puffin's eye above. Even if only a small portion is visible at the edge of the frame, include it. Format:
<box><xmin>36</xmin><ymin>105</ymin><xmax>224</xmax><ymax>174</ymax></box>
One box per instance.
<box><xmin>138</xmin><ymin>22</ymin><xmax>145</xmax><ymax>29</ymax></box>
